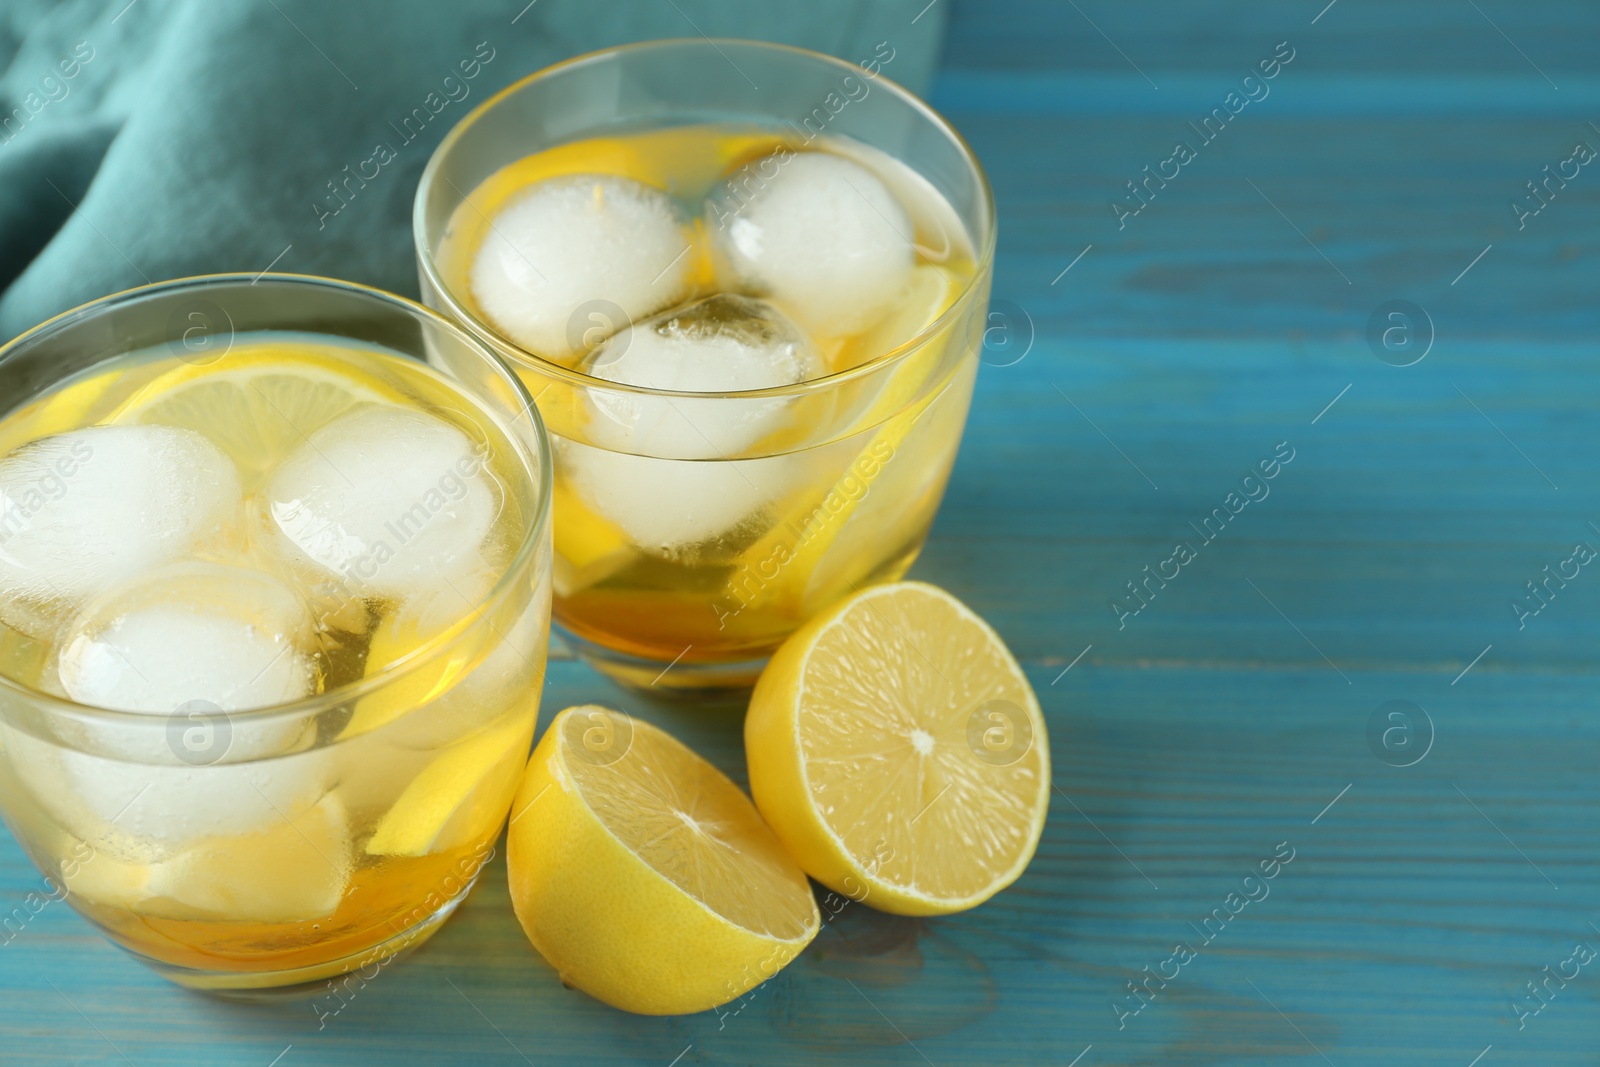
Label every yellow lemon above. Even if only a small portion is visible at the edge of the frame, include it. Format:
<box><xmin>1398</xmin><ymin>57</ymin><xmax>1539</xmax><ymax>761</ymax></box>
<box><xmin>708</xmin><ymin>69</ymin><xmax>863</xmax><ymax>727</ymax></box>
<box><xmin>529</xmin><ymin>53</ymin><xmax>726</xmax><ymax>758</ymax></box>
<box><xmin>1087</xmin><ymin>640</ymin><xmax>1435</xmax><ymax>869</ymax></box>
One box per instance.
<box><xmin>0</xmin><ymin>360</ymin><xmax>150</xmax><ymax>455</ymax></box>
<box><xmin>107</xmin><ymin>341</ymin><xmax>405</xmax><ymax>480</ymax></box>
<box><xmin>745</xmin><ymin>581</ymin><xmax>1050</xmax><ymax>916</ymax></box>
<box><xmin>366</xmin><ymin>709</ymin><xmax>536</xmax><ymax>858</ymax></box>
<box><xmin>723</xmin><ymin>267</ymin><xmax>969</xmax><ymax>616</ymax></box>
<box><xmin>829</xmin><ymin>263</ymin><xmax>961</xmax><ymax>378</ymax></box>
<box><xmin>550</xmin><ymin>475</ymin><xmax>634</xmax><ymax>598</ymax></box>
<box><xmin>343</xmin><ymin>572</ymin><xmax>493</xmax><ymax>740</ymax></box>
<box><xmin>507</xmin><ymin>706</ymin><xmax>818</xmax><ymax>1015</ymax></box>
<box><xmin>66</xmin><ymin>794</ymin><xmax>351</xmax><ymax>923</ymax></box>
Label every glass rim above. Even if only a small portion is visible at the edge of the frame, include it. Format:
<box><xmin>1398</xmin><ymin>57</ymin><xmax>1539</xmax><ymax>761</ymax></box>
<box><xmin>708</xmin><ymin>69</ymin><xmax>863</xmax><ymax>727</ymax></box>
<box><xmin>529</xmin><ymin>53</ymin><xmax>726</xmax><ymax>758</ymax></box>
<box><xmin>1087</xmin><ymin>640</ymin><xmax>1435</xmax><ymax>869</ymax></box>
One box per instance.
<box><xmin>413</xmin><ymin>35</ymin><xmax>998</xmax><ymax>401</ymax></box>
<box><xmin>0</xmin><ymin>272</ymin><xmax>554</xmax><ymax>728</ymax></box>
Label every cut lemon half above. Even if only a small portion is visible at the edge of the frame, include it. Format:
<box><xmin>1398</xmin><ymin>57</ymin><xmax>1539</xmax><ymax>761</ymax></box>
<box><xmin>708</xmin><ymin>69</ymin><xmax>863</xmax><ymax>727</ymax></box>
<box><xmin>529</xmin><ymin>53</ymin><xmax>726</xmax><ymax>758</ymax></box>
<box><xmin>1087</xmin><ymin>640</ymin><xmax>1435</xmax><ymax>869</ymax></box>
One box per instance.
<box><xmin>107</xmin><ymin>341</ymin><xmax>404</xmax><ymax>480</ymax></box>
<box><xmin>745</xmin><ymin>582</ymin><xmax>1049</xmax><ymax>916</ymax></box>
<box><xmin>507</xmin><ymin>706</ymin><xmax>818</xmax><ymax>1015</ymax></box>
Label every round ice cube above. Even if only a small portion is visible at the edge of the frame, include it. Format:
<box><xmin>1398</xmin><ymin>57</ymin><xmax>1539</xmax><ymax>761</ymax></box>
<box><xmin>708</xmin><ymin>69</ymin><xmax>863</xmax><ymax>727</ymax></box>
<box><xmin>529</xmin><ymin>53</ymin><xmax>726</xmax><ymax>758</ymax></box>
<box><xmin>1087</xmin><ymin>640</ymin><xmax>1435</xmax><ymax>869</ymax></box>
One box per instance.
<box><xmin>584</xmin><ymin>294</ymin><xmax>821</xmax><ymax>459</ymax></box>
<box><xmin>7</xmin><ymin>563</ymin><xmax>330</xmax><ymax>862</ymax></box>
<box><xmin>57</xmin><ymin>561</ymin><xmax>318</xmax><ymax>715</ymax></box>
<box><xmin>712</xmin><ymin>152</ymin><xmax>915</xmax><ymax>336</ymax></box>
<box><xmin>563</xmin><ymin>444</ymin><xmax>802</xmax><ymax>554</ymax></box>
<box><xmin>567</xmin><ymin>295</ymin><xmax>820</xmax><ymax>552</ymax></box>
<box><xmin>265</xmin><ymin>405</ymin><xmax>498</xmax><ymax>600</ymax></box>
<box><xmin>0</xmin><ymin>425</ymin><xmax>241</xmax><ymax>633</ymax></box>
<box><xmin>9</xmin><ymin>736</ymin><xmax>331</xmax><ymax>862</ymax></box>
<box><xmin>470</xmin><ymin>174</ymin><xmax>693</xmax><ymax>362</ymax></box>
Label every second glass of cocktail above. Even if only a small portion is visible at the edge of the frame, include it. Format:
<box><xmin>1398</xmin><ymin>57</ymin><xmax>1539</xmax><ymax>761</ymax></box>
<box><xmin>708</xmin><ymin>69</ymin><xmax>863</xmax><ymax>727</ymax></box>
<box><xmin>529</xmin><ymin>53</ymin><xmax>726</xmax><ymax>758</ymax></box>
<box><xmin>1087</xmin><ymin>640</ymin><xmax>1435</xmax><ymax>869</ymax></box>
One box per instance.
<box><xmin>416</xmin><ymin>39</ymin><xmax>994</xmax><ymax>689</ymax></box>
<box><xmin>0</xmin><ymin>276</ymin><xmax>552</xmax><ymax>989</ymax></box>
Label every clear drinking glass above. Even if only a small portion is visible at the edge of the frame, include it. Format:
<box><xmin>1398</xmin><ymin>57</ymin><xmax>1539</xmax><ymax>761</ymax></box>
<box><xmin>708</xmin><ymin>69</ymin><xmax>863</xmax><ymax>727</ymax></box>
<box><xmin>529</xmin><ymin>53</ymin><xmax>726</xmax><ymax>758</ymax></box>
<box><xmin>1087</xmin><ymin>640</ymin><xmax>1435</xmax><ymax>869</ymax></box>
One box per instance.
<box><xmin>415</xmin><ymin>39</ymin><xmax>994</xmax><ymax>690</ymax></box>
<box><xmin>0</xmin><ymin>275</ymin><xmax>552</xmax><ymax>990</ymax></box>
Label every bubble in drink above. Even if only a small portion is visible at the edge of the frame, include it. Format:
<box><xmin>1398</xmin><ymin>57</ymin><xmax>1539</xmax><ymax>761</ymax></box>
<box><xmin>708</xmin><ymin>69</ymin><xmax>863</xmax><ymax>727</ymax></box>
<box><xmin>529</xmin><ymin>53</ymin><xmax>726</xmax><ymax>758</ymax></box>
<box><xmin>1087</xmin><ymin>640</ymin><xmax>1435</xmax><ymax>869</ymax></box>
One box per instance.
<box><xmin>470</xmin><ymin>174</ymin><xmax>693</xmax><ymax>361</ymax></box>
<box><xmin>265</xmin><ymin>405</ymin><xmax>499</xmax><ymax>600</ymax></box>
<box><xmin>0</xmin><ymin>425</ymin><xmax>240</xmax><ymax>633</ymax></box>
<box><xmin>57</xmin><ymin>561</ymin><xmax>317</xmax><ymax>714</ymax></box>
<box><xmin>713</xmin><ymin>151</ymin><xmax>915</xmax><ymax>336</ymax></box>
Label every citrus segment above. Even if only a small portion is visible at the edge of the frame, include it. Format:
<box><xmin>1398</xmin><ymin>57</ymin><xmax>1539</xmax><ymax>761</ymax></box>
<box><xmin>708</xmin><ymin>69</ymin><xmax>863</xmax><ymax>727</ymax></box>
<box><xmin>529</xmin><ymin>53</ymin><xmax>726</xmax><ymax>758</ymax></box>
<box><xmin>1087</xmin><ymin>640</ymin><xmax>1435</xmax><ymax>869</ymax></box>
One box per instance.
<box><xmin>507</xmin><ymin>706</ymin><xmax>818</xmax><ymax>1014</ymax></box>
<box><xmin>343</xmin><ymin>572</ymin><xmax>494</xmax><ymax>739</ymax></box>
<box><xmin>745</xmin><ymin>581</ymin><xmax>1049</xmax><ymax>916</ymax></box>
<box><xmin>795</xmin><ymin>359</ymin><xmax>974</xmax><ymax>614</ymax></box>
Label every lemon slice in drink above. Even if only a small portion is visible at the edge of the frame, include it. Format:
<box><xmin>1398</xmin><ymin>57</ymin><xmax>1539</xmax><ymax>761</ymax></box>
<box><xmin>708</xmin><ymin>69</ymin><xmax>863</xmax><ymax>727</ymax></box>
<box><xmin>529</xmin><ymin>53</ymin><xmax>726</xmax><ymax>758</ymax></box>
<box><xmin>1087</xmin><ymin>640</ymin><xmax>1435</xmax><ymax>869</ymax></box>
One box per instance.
<box><xmin>550</xmin><ymin>475</ymin><xmax>634</xmax><ymax>597</ymax></box>
<box><xmin>830</xmin><ymin>263</ymin><xmax>960</xmax><ymax>379</ymax></box>
<box><xmin>67</xmin><ymin>794</ymin><xmax>352</xmax><ymax>923</ymax></box>
<box><xmin>107</xmin><ymin>342</ymin><xmax>404</xmax><ymax>479</ymax></box>
<box><xmin>367</xmin><ymin>709</ymin><xmax>536</xmax><ymax>857</ymax></box>
<box><xmin>745</xmin><ymin>582</ymin><xmax>1050</xmax><ymax>916</ymax></box>
<box><xmin>343</xmin><ymin>566</ymin><xmax>498</xmax><ymax>741</ymax></box>
<box><xmin>507</xmin><ymin>706</ymin><xmax>818</xmax><ymax>1015</ymax></box>
<box><xmin>0</xmin><ymin>360</ymin><xmax>155</xmax><ymax>455</ymax></box>
<box><xmin>724</xmin><ymin>268</ymin><xmax>965</xmax><ymax>616</ymax></box>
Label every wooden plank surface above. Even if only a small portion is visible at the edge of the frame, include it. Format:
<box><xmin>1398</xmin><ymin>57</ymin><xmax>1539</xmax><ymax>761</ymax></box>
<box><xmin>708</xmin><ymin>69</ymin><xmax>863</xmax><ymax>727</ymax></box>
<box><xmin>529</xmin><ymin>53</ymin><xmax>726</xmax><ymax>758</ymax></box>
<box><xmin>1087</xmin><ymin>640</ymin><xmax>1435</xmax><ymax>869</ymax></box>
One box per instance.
<box><xmin>4</xmin><ymin>0</ymin><xmax>1600</xmax><ymax>1063</ymax></box>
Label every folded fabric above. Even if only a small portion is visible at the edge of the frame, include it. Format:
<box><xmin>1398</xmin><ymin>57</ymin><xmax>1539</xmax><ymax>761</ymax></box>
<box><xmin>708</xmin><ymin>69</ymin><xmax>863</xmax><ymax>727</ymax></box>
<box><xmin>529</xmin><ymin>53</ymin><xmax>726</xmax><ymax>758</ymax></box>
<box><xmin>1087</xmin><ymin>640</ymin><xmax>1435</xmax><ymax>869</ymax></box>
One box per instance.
<box><xmin>0</xmin><ymin>0</ymin><xmax>946</xmax><ymax>343</ymax></box>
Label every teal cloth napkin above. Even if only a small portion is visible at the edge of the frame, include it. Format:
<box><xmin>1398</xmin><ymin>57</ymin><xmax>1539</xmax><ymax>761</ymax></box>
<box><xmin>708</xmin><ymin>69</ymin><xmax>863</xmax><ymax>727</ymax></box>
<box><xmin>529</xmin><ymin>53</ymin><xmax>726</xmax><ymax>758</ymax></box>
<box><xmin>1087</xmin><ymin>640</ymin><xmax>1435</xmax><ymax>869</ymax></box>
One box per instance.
<box><xmin>0</xmin><ymin>0</ymin><xmax>947</xmax><ymax>342</ymax></box>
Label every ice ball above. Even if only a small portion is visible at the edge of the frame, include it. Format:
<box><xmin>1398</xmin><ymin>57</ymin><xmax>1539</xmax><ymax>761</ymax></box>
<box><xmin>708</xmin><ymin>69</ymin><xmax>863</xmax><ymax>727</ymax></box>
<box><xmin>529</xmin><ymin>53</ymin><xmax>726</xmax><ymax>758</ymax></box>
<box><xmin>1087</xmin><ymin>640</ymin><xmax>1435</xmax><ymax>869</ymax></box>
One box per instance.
<box><xmin>470</xmin><ymin>174</ymin><xmax>694</xmax><ymax>362</ymax></box>
<box><xmin>265</xmin><ymin>405</ymin><xmax>499</xmax><ymax>600</ymax></box>
<box><xmin>583</xmin><ymin>293</ymin><xmax>821</xmax><ymax>458</ymax></box>
<box><xmin>711</xmin><ymin>151</ymin><xmax>915</xmax><ymax>336</ymax></box>
<box><xmin>57</xmin><ymin>561</ymin><xmax>318</xmax><ymax>715</ymax></box>
<box><xmin>0</xmin><ymin>425</ymin><xmax>241</xmax><ymax>634</ymax></box>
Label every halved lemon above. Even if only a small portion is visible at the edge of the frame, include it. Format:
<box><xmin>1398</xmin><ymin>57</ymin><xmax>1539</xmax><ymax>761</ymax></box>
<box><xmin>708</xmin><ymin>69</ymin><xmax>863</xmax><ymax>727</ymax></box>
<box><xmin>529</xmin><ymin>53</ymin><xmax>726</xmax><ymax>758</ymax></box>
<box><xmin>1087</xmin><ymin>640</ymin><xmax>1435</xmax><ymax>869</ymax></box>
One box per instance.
<box><xmin>107</xmin><ymin>341</ymin><xmax>404</xmax><ymax>480</ymax></box>
<box><xmin>745</xmin><ymin>581</ymin><xmax>1050</xmax><ymax>916</ymax></box>
<box><xmin>507</xmin><ymin>706</ymin><xmax>818</xmax><ymax>1015</ymax></box>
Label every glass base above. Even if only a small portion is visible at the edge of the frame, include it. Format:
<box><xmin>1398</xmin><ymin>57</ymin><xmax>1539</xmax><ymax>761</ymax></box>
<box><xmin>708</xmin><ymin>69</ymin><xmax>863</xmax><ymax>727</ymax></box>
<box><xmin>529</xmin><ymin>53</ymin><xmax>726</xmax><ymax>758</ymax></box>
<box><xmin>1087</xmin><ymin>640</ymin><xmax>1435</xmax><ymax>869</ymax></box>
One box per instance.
<box><xmin>121</xmin><ymin>874</ymin><xmax>474</xmax><ymax>995</ymax></box>
<box><xmin>555</xmin><ymin>623</ymin><xmax>770</xmax><ymax>696</ymax></box>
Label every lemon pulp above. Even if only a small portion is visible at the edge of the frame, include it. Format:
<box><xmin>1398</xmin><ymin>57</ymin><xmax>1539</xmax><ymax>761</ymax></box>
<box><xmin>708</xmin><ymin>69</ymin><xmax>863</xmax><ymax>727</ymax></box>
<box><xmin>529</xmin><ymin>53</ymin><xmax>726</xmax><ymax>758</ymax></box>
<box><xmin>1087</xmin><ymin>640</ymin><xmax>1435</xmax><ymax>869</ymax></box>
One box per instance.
<box><xmin>745</xmin><ymin>581</ymin><xmax>1050</xmax><ymax>915</ymax></box>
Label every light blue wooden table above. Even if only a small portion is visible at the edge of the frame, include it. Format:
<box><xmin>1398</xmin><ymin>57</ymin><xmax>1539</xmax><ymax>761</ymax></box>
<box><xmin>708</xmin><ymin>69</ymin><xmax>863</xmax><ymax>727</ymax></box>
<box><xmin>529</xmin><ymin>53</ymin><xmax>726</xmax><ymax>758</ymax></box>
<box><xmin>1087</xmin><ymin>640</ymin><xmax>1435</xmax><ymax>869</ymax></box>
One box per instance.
<box><xmin>4</xmin><ymin>0</ymin><xmax>1599</xmax><ymax>1063</ymax></box>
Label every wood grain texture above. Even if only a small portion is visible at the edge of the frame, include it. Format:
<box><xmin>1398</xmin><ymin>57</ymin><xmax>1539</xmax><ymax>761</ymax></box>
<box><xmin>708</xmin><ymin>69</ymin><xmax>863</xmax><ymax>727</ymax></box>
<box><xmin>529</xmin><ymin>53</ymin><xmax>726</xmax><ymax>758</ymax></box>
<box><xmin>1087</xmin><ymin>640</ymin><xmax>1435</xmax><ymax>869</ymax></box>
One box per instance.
<box><xmin>4</xmin><ymin>0</ymin><xmax>1599</xmax><ymax>1062</ymax></box>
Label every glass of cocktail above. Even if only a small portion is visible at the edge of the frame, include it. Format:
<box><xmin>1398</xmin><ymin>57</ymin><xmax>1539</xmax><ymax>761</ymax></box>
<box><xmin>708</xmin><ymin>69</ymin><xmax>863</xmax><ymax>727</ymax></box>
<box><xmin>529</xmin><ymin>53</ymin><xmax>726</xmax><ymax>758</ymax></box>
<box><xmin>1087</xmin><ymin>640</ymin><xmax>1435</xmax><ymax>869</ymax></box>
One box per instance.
<box><xmin>415</xmin><ymin>39</ymin><xmax>993</xmax><ymax>690</ymax></box>
<box><xmin>0</xmin><ymin>275</ymin><xmax>551</xmax><ymax>989</ymax></box>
